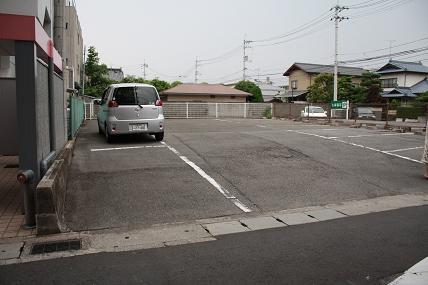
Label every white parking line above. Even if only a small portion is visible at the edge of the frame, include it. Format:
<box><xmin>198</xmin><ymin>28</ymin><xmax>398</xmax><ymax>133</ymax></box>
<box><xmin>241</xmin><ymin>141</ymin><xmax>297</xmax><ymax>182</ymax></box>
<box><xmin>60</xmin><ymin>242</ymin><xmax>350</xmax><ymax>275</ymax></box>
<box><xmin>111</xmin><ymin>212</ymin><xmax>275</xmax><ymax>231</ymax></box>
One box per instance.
<box><xmin>160</xmin><ymin>142</ymin><xmax>252</xmax><ymax>213</ymax></box>
<box><xmin>289</xmin><ymin>130</ymin><xmax>423</xmax><ymax>164</ymax></box>
<box><xmin>90</xmin><ymin>145</ymin><xmax>166</xmax><ymax>152</ymax></box>
<box><xmin>329</xmin><ymin>133</ymin><xmax>415</xmax><ymax>139</ymax></box>
<box><xmin>256</xmin><ymin>125</ymin><xmax>267</xmax><ymax>128</ymax></box>
<box><xmin>384</xmin><ymin>146</ymin><xmax>424</xmax><ymax>153</ymax></box>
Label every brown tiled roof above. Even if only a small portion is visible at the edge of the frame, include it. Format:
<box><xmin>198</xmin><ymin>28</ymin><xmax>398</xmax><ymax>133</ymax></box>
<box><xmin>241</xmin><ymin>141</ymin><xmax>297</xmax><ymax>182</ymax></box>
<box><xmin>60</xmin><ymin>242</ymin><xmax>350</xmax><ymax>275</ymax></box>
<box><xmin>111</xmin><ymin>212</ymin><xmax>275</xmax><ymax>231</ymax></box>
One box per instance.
<box><xmin>283</xmin><ymin>62</ymin><xmax>366</xmax><ymax>76</ymax></box>
<box><xmin>161</xmin><ymin>83</ymin><xmax>251</xmax><ymax>97</ymax></box>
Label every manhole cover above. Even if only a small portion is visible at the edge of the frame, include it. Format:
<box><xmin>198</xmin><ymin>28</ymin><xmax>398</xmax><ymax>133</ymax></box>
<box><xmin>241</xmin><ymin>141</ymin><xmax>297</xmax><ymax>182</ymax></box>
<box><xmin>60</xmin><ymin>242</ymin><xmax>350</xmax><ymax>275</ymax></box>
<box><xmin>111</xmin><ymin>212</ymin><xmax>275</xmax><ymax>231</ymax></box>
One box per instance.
<box><xmin>30</xmin><ymin>240</ymin><xmax>81</xmax><ymax>255</ymax></box>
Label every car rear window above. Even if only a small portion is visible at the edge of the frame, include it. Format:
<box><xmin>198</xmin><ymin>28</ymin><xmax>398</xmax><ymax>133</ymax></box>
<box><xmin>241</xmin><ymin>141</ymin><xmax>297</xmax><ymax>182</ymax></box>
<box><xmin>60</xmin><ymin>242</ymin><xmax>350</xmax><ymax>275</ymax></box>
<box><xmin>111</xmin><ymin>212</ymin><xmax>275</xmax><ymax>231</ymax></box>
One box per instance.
<box><xmin>113</xmin><ymin>87</ymin><xmax>136</xmax><ymax>105</ymax></box>
<box><xmin>136</xmin><ymin>87</ymin><xmax>158</xmax><ymax>105</ymax></box>
<box><xmin>112</xmin><ymin>86</ymin><xmax>158</xmax><ymax>105</ymax></box>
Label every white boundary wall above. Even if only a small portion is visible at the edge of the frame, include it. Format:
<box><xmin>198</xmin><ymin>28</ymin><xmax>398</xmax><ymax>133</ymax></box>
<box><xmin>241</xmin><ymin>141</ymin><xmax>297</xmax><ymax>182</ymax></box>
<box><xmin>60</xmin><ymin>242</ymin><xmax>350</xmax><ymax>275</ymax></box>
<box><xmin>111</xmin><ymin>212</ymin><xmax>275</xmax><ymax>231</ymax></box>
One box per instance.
<box><xmin>163</xmin><ymin>103</ymin><xmax>273</xmax><ymax>119</ymax></box>
<box><xmin>84</xmin><ymin>102</ymin><xmax>273</xmax><ymax>120</ymax></box>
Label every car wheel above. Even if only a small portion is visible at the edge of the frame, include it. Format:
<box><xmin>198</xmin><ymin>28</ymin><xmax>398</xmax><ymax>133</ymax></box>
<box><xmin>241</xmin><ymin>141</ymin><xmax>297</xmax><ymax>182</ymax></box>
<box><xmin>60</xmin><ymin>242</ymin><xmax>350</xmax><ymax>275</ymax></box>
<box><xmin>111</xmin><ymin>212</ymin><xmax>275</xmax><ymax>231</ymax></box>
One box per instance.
<box><xmin>105</xmin><ymin>124</ymin><xmax>112</xmax><ymax>143</ymax></box>
<box><xmin>155</xmin><ymin>132</ymin><xmax>164</xmax><ymax>141</ymax></box>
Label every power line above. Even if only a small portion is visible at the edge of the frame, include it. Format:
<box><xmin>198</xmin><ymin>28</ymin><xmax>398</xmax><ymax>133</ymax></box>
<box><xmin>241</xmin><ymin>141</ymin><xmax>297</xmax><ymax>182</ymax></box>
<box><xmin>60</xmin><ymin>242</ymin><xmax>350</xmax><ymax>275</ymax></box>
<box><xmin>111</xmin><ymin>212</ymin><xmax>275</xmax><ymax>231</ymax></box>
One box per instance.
<box><xmin>199</xmin><ymin>69</ymin><xmax>243</xmax><ymax>82</ymax></box>
<box><xmin>340</xmin><ymin>46</ymin><xmax>428</xmax><ymax>64</ymax></box>
<box><xmin>251</xmin><ymin>21</ymin><xmax>332</xmax><ymax>48</ymax></box>
<box><xmin>348</xmin><ymin>0</ymin><xmax>392</xmax><ymax>9</ymax></box>
<box><xmin>340</xmin><ymin>36</ymin><xmax>428</xmax><ymax>56</ymax></box>
<box><xmin>347</xmin><ymin>0</ymin><xmax>415</xmax><ymax>20</ymax></box>
<box><xmin>198</xmin><ymin>45</ymin><xmax>241</xmax><ymax>64</ymax></box>
<box><xmin>250</xmin><ymin>10</ymin><xmax>333</xmax><ymax>43</ymax></box>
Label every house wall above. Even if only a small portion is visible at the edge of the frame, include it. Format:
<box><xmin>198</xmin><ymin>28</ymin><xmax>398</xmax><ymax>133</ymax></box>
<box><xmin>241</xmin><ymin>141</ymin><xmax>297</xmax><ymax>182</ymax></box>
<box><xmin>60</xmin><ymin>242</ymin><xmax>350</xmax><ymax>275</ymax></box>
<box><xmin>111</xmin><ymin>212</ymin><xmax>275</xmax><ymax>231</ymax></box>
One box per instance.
<box><xmin>288</xmin><ymin>69</ymin><xmax>311</xmax><ymax>90</ymax></box>
<box><xmin>380</xmin><ymin>72</ymin><xmax>428</xmax><ymax>91</ymax></box>
<box><xmin>166</xmin><ymin>95</ymin><xmax>247</xmax><ymax>103</ymax></box>
<box><xmin>288</xmin><ymin>69</ymin><xmax>362</xmax><ymax>90</ymax></box>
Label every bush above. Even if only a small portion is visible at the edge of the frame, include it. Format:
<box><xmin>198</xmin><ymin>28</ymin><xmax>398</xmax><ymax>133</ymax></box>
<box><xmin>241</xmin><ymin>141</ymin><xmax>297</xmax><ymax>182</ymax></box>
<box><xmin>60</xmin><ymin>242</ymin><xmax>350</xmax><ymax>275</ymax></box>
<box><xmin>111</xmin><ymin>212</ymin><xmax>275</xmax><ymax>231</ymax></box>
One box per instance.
<box><xmin>396</xmin><ymin>106</ymin><xmax>425</xmax><ymax>119</ymax></box>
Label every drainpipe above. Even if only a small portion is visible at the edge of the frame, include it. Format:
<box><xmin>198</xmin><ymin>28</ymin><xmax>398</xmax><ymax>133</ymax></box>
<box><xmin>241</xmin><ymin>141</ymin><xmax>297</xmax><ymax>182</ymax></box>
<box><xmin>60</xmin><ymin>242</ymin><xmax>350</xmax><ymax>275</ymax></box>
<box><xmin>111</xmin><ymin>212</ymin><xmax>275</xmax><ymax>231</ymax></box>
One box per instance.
<box><xmin>17</xmin><ymin>170</ymin><xmax>36</xmax><ymax>229</ymax></box>
<box><xmin>48</xmin><ymin>40</ymin><xmax>56</xmax><ymax>152</ymax></box>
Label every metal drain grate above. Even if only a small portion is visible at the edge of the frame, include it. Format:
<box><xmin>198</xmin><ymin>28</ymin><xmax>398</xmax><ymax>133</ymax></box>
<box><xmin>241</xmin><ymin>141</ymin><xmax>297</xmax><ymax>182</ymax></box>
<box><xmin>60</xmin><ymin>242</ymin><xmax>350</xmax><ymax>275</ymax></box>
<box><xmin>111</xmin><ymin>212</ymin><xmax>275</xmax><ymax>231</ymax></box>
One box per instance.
<box><xmin>30</xmin><ymin>240</ymin><xmax>81</xmax><ymax>255</ymax></box>
<box><xmin>4</xmin><ymin>164</ymin><xmax>19</xmax><ymax>169</ymax></box>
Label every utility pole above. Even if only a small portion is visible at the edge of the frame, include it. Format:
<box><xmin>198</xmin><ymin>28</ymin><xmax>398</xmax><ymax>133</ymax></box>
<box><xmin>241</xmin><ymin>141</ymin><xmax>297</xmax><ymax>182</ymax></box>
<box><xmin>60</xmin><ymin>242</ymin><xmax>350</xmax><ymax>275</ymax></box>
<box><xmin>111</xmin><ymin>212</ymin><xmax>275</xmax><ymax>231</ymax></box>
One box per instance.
<box><xmin>331</xmin><ymin>2</ymin><xmax>348</xmax><ymax>102</ymax></box>
<box><xmin>243</xmin><ymin>39</ymin><xmax>251</xmax><ymax>81</ymax></box>
<box><xmin>141</xmin><ymin>61</ymin><xmax>148</xmax><ymax>80</ymax></box>
<box><xmin>195</xmin><ymin>57</ymin><xmax>199</xmax><ymax>83</ymax></box>
<box><xmin>387</xmin><ymin>40</ymin><xmax>396</xmax><ymax>60</ymax></box>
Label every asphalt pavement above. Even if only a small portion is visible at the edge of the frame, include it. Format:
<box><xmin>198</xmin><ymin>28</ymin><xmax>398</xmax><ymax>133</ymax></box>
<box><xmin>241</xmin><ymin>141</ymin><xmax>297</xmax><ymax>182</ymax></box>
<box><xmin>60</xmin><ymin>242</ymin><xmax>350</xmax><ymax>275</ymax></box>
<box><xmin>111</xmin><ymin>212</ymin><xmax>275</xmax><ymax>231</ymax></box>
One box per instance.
<box><xmin>65</xmin><ymin>119</ymin><xmax>427</xmax><ymax>231</ymax></box>
<box><xmin>2</xmin><ymin>206</ymin><xmax>428</xmax><ymax>285</ymax></box>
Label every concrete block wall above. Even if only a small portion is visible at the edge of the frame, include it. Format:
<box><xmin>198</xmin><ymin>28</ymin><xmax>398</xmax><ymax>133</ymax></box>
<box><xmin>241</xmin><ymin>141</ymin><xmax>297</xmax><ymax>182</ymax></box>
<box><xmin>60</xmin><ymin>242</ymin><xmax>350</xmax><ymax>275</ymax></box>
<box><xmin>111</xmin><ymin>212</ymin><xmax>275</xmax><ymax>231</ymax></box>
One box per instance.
<box><xmin>36</xmin><ymin>140</ymin><xmax>74</xmax><ymax>235</ymax></box>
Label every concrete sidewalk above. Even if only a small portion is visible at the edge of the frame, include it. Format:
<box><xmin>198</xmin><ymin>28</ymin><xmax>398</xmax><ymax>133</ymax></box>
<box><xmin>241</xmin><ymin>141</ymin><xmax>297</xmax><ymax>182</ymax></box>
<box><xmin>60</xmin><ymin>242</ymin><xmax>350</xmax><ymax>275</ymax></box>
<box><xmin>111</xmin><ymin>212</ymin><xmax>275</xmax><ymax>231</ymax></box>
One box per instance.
<box><xmin>0</xmin><ymin>156</ymin><xmax>35</xmax><ymax>239</ymax></box>
<box><xmin>389</xmin><ymin>257</ymin><xmax>428</xmax><ymax>284</ymax></box>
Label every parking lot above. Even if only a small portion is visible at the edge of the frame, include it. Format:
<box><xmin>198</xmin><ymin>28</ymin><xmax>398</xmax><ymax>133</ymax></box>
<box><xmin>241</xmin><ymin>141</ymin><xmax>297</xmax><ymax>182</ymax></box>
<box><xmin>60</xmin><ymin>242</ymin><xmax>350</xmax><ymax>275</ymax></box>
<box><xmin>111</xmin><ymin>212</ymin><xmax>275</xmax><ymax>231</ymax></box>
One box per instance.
<box><xmin>65</xmin><ymin>119</ymin><xmax>427</xmax><ymax>231</ymax></box>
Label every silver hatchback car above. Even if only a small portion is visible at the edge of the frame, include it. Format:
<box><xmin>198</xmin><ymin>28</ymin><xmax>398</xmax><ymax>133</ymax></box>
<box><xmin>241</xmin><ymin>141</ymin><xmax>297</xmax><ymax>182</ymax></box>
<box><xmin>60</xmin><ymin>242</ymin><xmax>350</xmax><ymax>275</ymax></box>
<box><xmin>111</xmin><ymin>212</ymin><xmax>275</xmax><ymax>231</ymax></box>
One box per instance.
<box><xmin>96</xmin><ymin>83</ymin><xmax>164</xmax><ymax>143</ymax></box>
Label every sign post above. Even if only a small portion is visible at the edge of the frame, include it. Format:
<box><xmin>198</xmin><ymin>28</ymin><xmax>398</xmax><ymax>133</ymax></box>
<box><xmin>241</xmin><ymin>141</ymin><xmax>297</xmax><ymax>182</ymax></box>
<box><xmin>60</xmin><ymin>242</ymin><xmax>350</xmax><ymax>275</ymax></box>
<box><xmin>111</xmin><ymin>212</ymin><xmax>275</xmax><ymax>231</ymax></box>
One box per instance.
<box><xmin>331</xmin><ymin>100</ymin><xmax>349</xmax><ymax>120</ymax></box>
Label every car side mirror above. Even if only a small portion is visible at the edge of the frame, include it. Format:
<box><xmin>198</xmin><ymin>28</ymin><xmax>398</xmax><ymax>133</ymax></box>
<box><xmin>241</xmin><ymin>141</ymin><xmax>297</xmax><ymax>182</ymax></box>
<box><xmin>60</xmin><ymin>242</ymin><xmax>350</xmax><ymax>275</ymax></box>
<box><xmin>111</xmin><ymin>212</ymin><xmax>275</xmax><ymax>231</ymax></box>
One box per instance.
<box><xmin>93</xmin><ymin>99</ymin><xmax>101</xmax><ymax>105</ymax></box>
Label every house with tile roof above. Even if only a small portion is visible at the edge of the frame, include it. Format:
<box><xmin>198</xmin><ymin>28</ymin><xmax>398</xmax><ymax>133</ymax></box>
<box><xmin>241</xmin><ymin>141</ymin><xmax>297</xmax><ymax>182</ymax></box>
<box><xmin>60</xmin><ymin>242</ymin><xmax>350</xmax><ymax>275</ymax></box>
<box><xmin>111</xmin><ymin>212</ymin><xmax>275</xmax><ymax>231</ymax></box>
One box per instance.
<box><xmin>160</xmin><ymin>83</ymin><xmax>251</xmax><ymax>103</ymax></box>
<box><xmin>377</xmin><ymin>60</ymin><xmax>428</xmax><ymax>102</ymax></box>
<box><xmin>278</xmin><ymin>62</ymin><xmax>367</xmax><ymax>101</ymax></box>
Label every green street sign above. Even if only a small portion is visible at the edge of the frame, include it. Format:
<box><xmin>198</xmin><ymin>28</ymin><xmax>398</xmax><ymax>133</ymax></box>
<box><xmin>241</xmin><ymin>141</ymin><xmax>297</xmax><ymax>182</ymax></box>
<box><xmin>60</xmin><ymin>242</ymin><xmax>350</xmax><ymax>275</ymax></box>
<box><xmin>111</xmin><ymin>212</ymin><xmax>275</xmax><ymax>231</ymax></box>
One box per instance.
<box><xmin>331</xmin><ymin>100</ymin><xmax>348</xmax><ymax>109</ymax></box>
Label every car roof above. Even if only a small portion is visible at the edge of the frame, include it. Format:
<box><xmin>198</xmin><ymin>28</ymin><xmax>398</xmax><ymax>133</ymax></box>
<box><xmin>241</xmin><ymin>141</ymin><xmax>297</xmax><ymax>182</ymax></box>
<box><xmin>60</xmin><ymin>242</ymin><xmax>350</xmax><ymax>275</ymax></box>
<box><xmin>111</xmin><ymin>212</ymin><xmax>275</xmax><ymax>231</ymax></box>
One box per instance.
<box><xmin>109</xmin><ymin>83</ymin><xmax>156</xmax><ymax>88</ymax></box>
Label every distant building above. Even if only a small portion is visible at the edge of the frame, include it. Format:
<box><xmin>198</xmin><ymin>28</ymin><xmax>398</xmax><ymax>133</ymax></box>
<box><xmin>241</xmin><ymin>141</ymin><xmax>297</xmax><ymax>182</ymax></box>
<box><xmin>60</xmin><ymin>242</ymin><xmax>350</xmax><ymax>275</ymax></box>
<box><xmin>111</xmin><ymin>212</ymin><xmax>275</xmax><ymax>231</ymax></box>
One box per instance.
<box><xmin>376</xmin><ymin>60</ymin><xmax>428</xmax><ymax>103</ymax></box>
<box><xmin>254</xmin><ymin>77</ymin><xmax>285</xmax><ymax>102</ymax></box>
<box><xmin>160</xmin><ymin>83</ymin><xmax>251</xmax><ymax>103</ymax></box>
<box><xmin>280</xmin><ymin>62</ymin><xmax>367</xmax><ymax>101</ymax></box>
<box><xmin>107</xmin><ymin>68</ymin><xmax>124</xmax><ymax>82</ymax></box>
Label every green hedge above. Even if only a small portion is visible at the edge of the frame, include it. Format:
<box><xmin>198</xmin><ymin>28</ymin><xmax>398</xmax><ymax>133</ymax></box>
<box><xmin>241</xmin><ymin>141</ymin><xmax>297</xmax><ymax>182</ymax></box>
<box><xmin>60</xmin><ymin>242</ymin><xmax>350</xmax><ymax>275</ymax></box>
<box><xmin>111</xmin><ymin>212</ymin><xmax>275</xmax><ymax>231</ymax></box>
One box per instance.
<box><xmin>396</xmin><ymin>106</ymin><xmax>425</xmax><ymax>119</ymax></box>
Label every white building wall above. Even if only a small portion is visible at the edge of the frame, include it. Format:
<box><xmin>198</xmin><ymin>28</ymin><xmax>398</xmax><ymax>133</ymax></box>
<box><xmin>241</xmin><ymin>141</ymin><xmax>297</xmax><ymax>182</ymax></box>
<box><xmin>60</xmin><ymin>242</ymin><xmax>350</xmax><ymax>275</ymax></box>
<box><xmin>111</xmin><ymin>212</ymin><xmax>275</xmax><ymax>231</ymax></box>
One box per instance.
<box><xmin>380</xmin><ymin>72</ymin><xmax>428</xmax><ymax>91</ymax></box>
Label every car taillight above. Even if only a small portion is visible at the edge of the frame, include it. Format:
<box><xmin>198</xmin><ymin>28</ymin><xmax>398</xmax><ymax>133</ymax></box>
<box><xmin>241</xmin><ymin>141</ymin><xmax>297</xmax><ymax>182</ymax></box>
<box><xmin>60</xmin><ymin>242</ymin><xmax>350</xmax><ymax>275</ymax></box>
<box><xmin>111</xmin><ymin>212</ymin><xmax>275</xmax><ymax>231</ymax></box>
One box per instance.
<box><xmin>108</xmin><ymin>100</ymin><xmax>118</xmax><ymax>108</ymax></box>
<box><xmin>155</xmin><ymin>99</ymin><xmax>163</xmax><ymax>106</ymax></box>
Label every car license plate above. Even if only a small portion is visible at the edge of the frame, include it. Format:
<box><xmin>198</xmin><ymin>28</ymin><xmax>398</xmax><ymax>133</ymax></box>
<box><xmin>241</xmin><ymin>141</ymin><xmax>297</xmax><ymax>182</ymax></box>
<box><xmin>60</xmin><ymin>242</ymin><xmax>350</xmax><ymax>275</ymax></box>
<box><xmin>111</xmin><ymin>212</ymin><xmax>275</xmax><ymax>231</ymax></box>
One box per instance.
<box><xmin>129</xmin><ymin>123</ymin><xmax>147</xmax><ymax>131</ymax></box>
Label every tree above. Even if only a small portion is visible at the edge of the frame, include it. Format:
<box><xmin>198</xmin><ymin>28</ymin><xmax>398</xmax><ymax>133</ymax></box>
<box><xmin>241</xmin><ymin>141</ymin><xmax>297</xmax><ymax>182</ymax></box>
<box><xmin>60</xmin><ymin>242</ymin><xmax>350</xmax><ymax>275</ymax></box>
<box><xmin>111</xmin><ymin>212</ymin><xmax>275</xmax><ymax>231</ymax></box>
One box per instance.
<box><xmin>234</xmin><ymin>80</ymin><xmax>263</xmax><ymax>102</ymax></box>
<box><xmin>149</xmin><ymin>79</ymin><xmax>171</xmax><ymax>92</ymax></box>
<box><xmin>307</xmin><ymin>73</ymin><xmax>378</xmax><ymax>103</ymax></box>
<box><xmin>84</xmin><ymin>46</ymin><xmax>111</xmax><ymax>97</ymax></box>
<box><xmin>416</xmin><ymin>91</ymin><xmax>428</xmax><ymax>103</ymax></box>
<box><xmin>360</xmin><ymin>72</ymin><xmax>384</xmax><ymax>103</ymax></box>
<box><xmin>121</xmin><ymin>76</ymin><xmax>147</xmax><ymax>84</ymax></box>
<box><xmin>307</xmin><ymin>73</ymin><xmax>333</xmax><ymax>103</ymax></box>
<box><xmin>338</xmin><ymin>76</ymin><xmax>365</xmax><ymax>103</ymax></box>
<box><xmin>170</xmin><ymin>81</ymin><xmax>182</xmax><ymax>88</ymax></box>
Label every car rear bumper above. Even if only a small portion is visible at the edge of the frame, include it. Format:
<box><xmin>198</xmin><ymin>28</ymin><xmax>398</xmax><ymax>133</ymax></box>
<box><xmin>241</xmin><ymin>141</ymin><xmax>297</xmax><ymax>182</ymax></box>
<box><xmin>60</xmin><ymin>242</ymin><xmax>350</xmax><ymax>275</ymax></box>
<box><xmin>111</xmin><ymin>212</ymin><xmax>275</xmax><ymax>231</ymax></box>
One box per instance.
<box><xmin>106</xmin><ymin>116</ymin><xmax>164</xmax><ymax>135</ymax></box>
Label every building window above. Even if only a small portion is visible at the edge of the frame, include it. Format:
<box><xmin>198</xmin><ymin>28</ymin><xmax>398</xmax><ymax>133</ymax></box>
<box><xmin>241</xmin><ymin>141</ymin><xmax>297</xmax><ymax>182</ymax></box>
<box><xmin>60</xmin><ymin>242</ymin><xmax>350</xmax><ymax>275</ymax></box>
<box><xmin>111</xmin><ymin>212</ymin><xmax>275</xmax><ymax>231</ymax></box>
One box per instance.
<box><xmin>231</xmin><ymin>96</ymin><xmax>236</xmax><ymax>99</ymax></box>
<box><xmin>291</xmin><ymin>80</ymin><xmax>298</xmax><ymax>89</ymax></box>
<box><xmin>380</xmin><ymin>78</ymin><xmax>397</xmax><ymax>88</ymax></box>
<box><xmin>210</xmin><ymin>95</ymin><xmax>216</xmax><ymax>98</ymax></box>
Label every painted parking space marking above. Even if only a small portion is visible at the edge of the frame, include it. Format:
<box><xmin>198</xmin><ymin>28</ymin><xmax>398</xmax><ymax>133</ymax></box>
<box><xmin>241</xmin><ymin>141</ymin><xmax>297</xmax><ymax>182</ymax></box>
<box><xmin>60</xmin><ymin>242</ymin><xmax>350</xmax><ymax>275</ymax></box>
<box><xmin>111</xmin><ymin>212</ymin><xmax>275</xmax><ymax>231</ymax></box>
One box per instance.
<box><xmin>327</xmin><ymin>133</ymin><xmax>416</xmax><ymax>139</ymax></box>
<box><xmin>161</xmin><ymin>142</ymin><xmax>252</xmax><ymax>213</ymax></box>
<box><xmin>90</xmin><ymin>145</ymin><xmax>166</xmax><ymax>152</ymax></box>
<box><xmin>384</xmin><ymin>146</ymin><xmax>424</xmax><ymax>153</ymax></box>
<box><xmin>256</xmin><ymin>125</ymin><xmax>267</xmax><ymax>128</ymax></box>
<box><xmin>289</xmin><ymin>130</ymin><xmax>423</xmax><ymax>164</ymax></box>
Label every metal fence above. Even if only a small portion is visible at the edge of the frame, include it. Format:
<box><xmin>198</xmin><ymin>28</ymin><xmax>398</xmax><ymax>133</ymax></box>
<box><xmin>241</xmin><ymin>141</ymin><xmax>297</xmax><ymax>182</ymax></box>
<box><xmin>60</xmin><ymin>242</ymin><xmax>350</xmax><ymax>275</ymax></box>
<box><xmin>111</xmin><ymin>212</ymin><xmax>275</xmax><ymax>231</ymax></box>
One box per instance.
<box><xmin>68</xmin><ymin>96</ymin><xmax>85</xmax><ymax>139</ymax></box>
<box><xmin>163</xmin><ymin>103</ymin><xmax>273</xmax><ymax>119</ymax></box>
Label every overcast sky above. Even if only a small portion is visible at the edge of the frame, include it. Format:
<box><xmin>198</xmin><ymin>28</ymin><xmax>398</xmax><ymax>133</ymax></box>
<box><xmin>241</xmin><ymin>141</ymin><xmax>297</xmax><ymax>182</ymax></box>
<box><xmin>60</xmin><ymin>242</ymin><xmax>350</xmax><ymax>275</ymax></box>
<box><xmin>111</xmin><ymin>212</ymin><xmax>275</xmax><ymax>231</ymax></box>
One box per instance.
<box><xmin>76</xmin><ymin>0</ymin><xmax>428</xmax><ymax>86</ymax></box>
